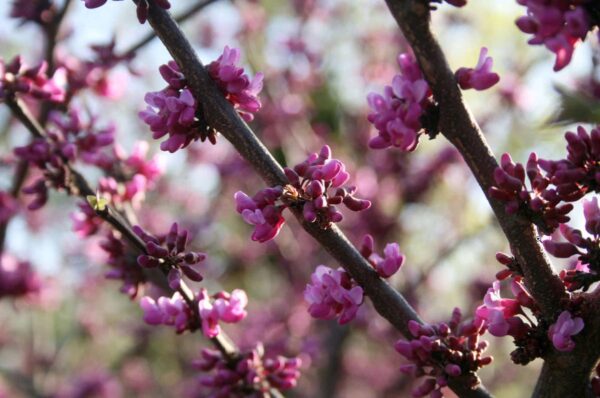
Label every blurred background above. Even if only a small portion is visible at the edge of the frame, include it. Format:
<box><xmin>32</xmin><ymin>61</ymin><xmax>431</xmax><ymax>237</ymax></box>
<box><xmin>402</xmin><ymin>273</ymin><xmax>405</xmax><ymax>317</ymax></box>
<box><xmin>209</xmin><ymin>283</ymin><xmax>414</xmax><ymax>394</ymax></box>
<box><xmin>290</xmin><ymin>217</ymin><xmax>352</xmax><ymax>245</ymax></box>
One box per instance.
<box><xmin>0</xmin><ymin>0</ymin><xmax>598</xmax><ymax>396</ymax></box>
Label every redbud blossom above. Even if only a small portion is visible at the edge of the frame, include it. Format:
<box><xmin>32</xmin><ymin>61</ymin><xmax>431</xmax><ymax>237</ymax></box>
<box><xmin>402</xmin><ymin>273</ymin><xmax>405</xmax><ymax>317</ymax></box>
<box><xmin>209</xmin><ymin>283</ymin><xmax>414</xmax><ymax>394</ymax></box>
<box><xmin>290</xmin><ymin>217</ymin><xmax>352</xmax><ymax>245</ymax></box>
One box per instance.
<box><xmin>475</xmin><ymin>281</ymin><xmax>528</xmax><ymax>338</ymax></box>
<box><xmin>0</xmin><ymin>255</ymin><xmax>41</xmax><ymax>299</ymax></box>
<box><xmin>548</xmin><ymin>310</ymin><xmax>584</xmax><ymax>352</ymax></box>
<box><xmin>197</xmin><ymin>289</ymin><xmax>248</xmax><ymax>338</ymax></box>
<box><xmin>0</xmin><ymin>56</ymin><xmax>65</xmax><ymax>102</ymax></box>
<box><xmin>304</xmin><ymin>265</ymin><xmax>363</xmax><ymax>325</ymax></box>
<box><xmin>140</xmin><ymin>292</ymin><xmax>191</xmax><ymax>333</ymax></box>
<box><xmin>193</xmin><ymin>347</ymin><xmax>302</xmax><ymax>395</ymax></box>
<box><xmin>134</xmin><ymin>223</ymin><xmax>206</xmax><ymax>287</ymax></box>
<box><xmin>395</xmin><ymin>308</ymin><xmax>491</xmax><ymax>398</ymax></box>
<box><xmin>207</xmin><ymin>46</ymin><xmax>264</xmax><ymax>122</ymax></box>
<box><xmin>360</xmin><ymin>234</ymin><xmax>405</xmax><ymax>278</ymax></box>
<box><xmin>366</xmin><ymin>53</ymin><xmax>432</xmax><ymax>151</ymax></box>
<box><xmin>515</xmin><ymin>0</ymin><xmax>594</xmax><ymax>71</ymax></box>
<box><xmin>455</xmin><ymin>47</ymin><xmax>500</xmax><ymax>91</ymax></box>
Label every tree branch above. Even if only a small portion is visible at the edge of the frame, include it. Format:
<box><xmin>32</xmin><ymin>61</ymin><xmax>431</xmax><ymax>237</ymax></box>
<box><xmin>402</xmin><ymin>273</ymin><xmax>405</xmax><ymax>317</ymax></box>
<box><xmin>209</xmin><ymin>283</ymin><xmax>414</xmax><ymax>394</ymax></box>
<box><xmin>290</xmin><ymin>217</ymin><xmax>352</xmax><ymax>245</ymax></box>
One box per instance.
<box><xmin>144</xmin><ymin>3</ymin><xmax>492</xmax><ymax>397</ymax></box>
<box><xmin>382</xmin><ymin>0</ymin><xmax>567</xmax><ymax>319</ymax></box>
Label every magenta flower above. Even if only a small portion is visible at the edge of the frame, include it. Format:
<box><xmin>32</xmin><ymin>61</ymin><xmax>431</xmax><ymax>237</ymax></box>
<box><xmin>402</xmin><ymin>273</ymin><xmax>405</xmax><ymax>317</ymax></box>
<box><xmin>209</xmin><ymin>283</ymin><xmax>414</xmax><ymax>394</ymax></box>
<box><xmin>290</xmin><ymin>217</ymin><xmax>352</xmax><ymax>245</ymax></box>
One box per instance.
<box><xmin>548</xmin><ymin>310</ymin><xmax>584</xmax><ymax>352</ymax></box>
<box><xmin>455</xmin><ymin>47</ymin><xmax>500</xmax><ymax>91</ymax></box>
<box><xmin>366</xmin><ymin>52</ymin><xmax>432</xmax><ymax>151</ymax></box>
<box><xmin>193</xmin><ymin>347</ymin><xmax>302</xmax><ymax>395</ymax></box>
<box><xmin>10</xmin><ymin>0</ymin><xmax>54</xmax><ymax>25</ymax></box>
<box><xmin>0</xmin><ymin>254</ymin><xmax>41</xmax><ymax>299</ymax></box>
<box><xmin>234</xmin><ymin>188</ymin><xmax>286</xmax><ymax>243</ymax></box>
<box><xmin>0</xmin><ymin>56</ymin><xmax>65</xmax><ymax>103</ymax></box>
<box><xmin>140</xmin><ymin>292</ymin><xmax>191</xmax><ymax>333</ymax></box>
<box><xmin>207</xmin><ymin>46</ymin><xmax>264</xmax><ymax>122</ymax></box>
<box><xmin>284</xmin><ymin>145</ymin><xmax>371</xmax><ymax>225</ymax></box>
<box><xmin>197</xmin><ymin>289</ymin><xmax>248</xmax><ymax>338</ymax></box>
<box><xmin>360</xmin><ymin>235</ymin><xmax>405</xmax><ymax>278</ymax></box>
<box><xmin>475</xmin><ymin>281</ymin><xmax>528</xmax><ymax>338</ymax></box>
<box><xmin>304</xmin><ymin>265</ymin><xmax>363</xmax><ymax>325</ymax></box>
<box><xmin>134</xmin><ymin>223</ymin><xmax>206</xmax><ymax>287</ymax></box>
<box><xmin>515</xmin><ymin>1</ymin><xmax>593</xmax><ymax>71</ymax></box>
<box><xmin>395</xmin><ymin>308</ymin><xmax>492</xmax><ymax>398</ymax></box>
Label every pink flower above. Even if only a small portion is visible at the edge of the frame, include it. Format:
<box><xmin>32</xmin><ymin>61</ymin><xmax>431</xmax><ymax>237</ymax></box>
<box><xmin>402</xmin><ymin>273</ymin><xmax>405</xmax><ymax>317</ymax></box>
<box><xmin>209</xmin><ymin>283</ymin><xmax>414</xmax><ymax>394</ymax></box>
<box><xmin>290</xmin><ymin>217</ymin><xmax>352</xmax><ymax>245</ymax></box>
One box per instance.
<box><xmin>366</xmin><ymin>53</ymin><xmax>432</xmax><ymax>151</ymax></box>
<box><xmin>455</xmin><ymin>47</ymin><xmax>500</xmax><ymax>91</ymax></box>
<box><xmin>207</xmin><ymin>46</ymin><xmax>264</xmax><ymax>122</ymax></box>
<box><xmin>82</xmin><ymin>0</ymin><xmax>171</xmax><ymax>24</ymax></box>
<box><xmin>515</xmin><ymin>1</ymin><xmax>592</xmax><ymax>71</ymax></box>
<box><xmin>548</xmin><ymin>310</ymin><xmax>584</xmax><ymax>352</ymax></box>
<box><xmin>0</xmin><ymin>56</ymin><xmax>65</xmax><ymax>102</ymax></box>
<box><xmin>304</xmin><ymin>265</ymin><xmax>363</xmax><ymax>325</ymax></box>
<box><xmin>360</xmin><ymin>235</ymin><xmax>405</xmax><ymax>278</ymax></box>
<box><xmin>198</xmin><ymin>289</ymin><xmax>248</xmax><ymax>338</ymax></box>
<box><xmin>475</xmin><ymin>281</ymin><xmax>526</xmax><ymax>337</ymax></box>
<box><xmin>140</xmin><ymin>292</ymin><xmax>190</xmax><ymax>333</ymax></box>
<box><xmin>234</xmin><ymin>188</ymin><xmax>286</xmax><ymax>243</ymax></box>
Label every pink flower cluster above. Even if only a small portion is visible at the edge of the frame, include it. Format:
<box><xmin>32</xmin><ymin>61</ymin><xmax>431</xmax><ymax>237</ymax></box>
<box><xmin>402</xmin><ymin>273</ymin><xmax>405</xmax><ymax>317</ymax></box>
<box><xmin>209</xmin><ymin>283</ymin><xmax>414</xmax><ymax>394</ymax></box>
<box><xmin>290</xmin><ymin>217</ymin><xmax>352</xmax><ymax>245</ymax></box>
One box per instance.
<box><xmin>489</xmin><ymin>152</ymin><xmax>573</xmax><ymax>233</ymax></box>
<box><xmin>475</xmin><ymin>280</ymin><xmax>532</xmax><ymax>338</ymax></box>
<box><xmin>304</xmin><ymin>265</ymin><xmax>363</xmax><ymax>325</ymax></box>
<box><xmin>366</xmin><ymin>52</ymin><xmax>432</xmax><ymax>151</ymax></box>
<box><xmin>207</xmin><ymin>46</ymin><xmax>264</xmax><ymax>122</ymax></box>
<box><xmin>140</xmin><ymin>292</ymin><xmax>191</xmax><ymax>334</ymax></box>
<box><xmin>198</xmin><ymin>288</ymin><xmax>248</xmax><ymax>338</ymax></box>
<box><xmin>235</xmin><ymin>145</ymin><xmax>370</xmax><ymax>242</ymax></box>
<box><xmin>60</xmin><ymin>39</ymin><xmax>134</xmax><ymax>99</ymax></box>
<box><xmin>140</xmin><ymin>47</ymin><xmax>263</xmax><ymax>152</ymax></box>
<box><xmin>47</xmin><ymin>109</ymin><xmax>115</xmax><ymax>165</ymax></box>
<box><xmin>139</xmin><ymin>61</ymin><xmax>206</xmax><ymax>153</ymax></box>
<box><xmin>0</xmin><ymin>255</ymin><xmax>41</xmax><ymax>299</ymax></box>
<box><xmin>193</xmin><ymin>347</ymin><xmax>302</xmax><ymax>396</ymax></box>
<box><xmin>234</xmin><ymin>187</ymin><xmax>286</xmax><ymax>243</ymax></box>
<box><xmin>455</xmin><ymin>47</ymin><xmax>500</xmax><ymax>91</ymax></box>
<box><xmin>82</xmin><ymin>0</ymin><xmax>171</xmax><ymax>24</ymax></box>
<box><xmin>544</xmin><ymin>197</ymin><xmax>600</xmax><ymax>291</ymax></box>
<box><xmin>0</xmin><ymin>56</ymin><xmax>65</xmax><ymax>102</ymax></box>
<box><xmin>359</xmin><ymin>234</ymin><xmax>405</xmax><ymax>278</ymax></box>
<box><xmin>394</xmin><ymin>308</ymin><xmax>491</xmax><ymax>398</ymax></box>
<box><xmin>101</xmin><ymin>231</ymin><xmax>147</xmax><ymax>298</ymax></box>
<box><xmin>547</xmin><ymin>310</ymin><xmax>584</xmax><ymax>352</ymax></box>
<box><xmin>491</xmin><ymin>125</ymin><xmax>599</xmax><ymax>233</ymax></box>
<box><xmin>516</xmin><ymin>0</ymin><xmax>594</xmax><ymax>71</ymax></box>
<box><xmin>538</xmin><ymin>126</ymin><xmax>599</xmax><ymax>202</ymax></box>
<box><xmin>134</xmin><ymin>223</ymin><xmax>206</xmax><ymax>288</ymax></box>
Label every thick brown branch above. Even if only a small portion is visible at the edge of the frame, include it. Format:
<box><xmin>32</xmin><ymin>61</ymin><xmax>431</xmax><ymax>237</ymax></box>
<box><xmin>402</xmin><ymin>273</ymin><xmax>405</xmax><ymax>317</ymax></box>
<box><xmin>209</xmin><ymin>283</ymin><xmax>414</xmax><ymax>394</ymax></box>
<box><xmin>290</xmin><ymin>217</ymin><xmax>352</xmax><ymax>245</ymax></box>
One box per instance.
<box><xmin>382</xmin><ymin>0</ymin><xmax>567</xmax><ymax>318</ymax></box>
<box><xmin>144</xmin><ymin>4</ymin><xmax>491</xmax><ymax>397</ymax></box>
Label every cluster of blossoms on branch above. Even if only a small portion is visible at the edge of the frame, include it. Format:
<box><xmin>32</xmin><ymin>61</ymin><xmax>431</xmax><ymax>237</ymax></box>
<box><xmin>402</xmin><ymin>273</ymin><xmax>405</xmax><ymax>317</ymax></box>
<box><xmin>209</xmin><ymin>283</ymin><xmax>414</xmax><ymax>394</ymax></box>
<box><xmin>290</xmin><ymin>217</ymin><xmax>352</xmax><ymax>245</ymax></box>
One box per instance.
<box><xmin>515</xmin><ymin>0</ymin><xmax>599</xmax><ymax>71</ymax></box>
<box><xmin>193</xmin><ymin>346</ymin><xmax>301</xmax><ymax>397</ymax></box>
<box><xmin>544</xmin><ymin>197</ymin><xmax>600</xmax><ymax>291</ymax></box>
<box><xmin>304</xmin><ymin>265</ymin><xmax>364</xmax><ymax>325</ymax></box>
<box><xmin>478</xmin><ymin>252</ymin><xmax>585</xmax><ymax>363</ymax></box>
<box><xmin>140</xmin><ymin>46</ymin><xmax>263</xmax><ymax>152</ymax></box>
<box><xmin>134</xmin><ymin>222</ymin><xmax>206</xmax><ymax>287</ymax></box>
<box><xmin>235</xmin><ymin>145</ymin><xmax>370</xmax><ymax>242</ymax></box>
<box><xmin>490</xmin><ymin>125</ymin><xmax>600</xmax><ymax>233</ymax></box>
<box><xmin>140</xmin><ymin>286</ymin><xmax>249</xmax><ymax>337</ymax></box>
<box><xmin>82</xmin><ymin>0</ymin><xmax>171</xmax><ymax>24</ymax></box>
<box><xmin>0</xmin><ymin>55</ymin><xmax>65</xmax><ymax>103</ymax></box>
<box><xmin>0</xmin><ymin>254</ymin><xmax>41</xmax><ymax>299</ymax></box>
<box><xmin>367</xmin><ymin>48</ymin><xmax>499</xmax><ymax>152</ymax></box>
<box><xmin>394</xmin><ymin>308</ymin><xmax>492</xmax><ymax>398</ymax></box>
